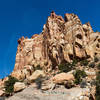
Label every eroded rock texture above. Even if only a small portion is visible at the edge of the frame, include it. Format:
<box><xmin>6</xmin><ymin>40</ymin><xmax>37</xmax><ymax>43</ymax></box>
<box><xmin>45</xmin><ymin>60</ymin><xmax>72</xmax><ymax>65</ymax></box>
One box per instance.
<box><xmin>14</xmin><ymin>12</ymin><xmax>100</xmax><ymax>72</ymax></box>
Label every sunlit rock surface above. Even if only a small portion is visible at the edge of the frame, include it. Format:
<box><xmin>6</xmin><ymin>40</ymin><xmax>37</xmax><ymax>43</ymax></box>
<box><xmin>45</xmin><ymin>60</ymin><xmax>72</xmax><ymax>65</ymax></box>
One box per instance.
<box><xmin>14</xmin><ymin>12</ymin><xmax>100</xmax><ymax>72</ymax></box>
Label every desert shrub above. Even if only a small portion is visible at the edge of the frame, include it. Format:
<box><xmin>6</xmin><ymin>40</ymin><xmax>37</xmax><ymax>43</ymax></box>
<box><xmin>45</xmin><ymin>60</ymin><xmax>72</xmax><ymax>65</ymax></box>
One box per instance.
<box><xmin>58</xmin><ymin>59</ymin><xmax>79</xmax><ymax>73</ymax></box>
<box><xmin>96</xmin><ymin>71</ymin><xmax>100</xmax><ymax>100</ymax></box>
<box><xmin>89</xmin><ymin>62</ymin><xmax>95</xmax><ymax>68</ymax></box>
<box><xmin>4</xmin><ymin>76</ymin><xmax>19</xmax><ymax>95</ymax></box>
<box><xmin>94</xmin><ymin>57</ymin><xmax>99</xmax><ymax>63</ymax></box>
<box><xmin>80</xmin><ymin>59</ymin><xmax>89</xmax><ymax>66</ymax></box>
<box><xmin>97</xmin><ymin>63</ymin><xmax>100</xmax><ymax>70</ymax></box>
<box><xmin>71</xmin><ymin>59</ymin><xmax>79</xmax><ymax>67</ymax></box>
<box><xmin>58</xmin><ymin>62</ymin><xmax>72</xmax><ymax>72</ymax></box>
<box><xmin>74</xmin><ymin>70</ymin><xmax>87</xmax><ymax>85</ymax></box>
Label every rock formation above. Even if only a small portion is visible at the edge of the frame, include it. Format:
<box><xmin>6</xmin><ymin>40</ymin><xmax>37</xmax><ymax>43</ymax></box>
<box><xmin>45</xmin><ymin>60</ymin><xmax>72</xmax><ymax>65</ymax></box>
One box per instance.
<box><xmin>1</xmin><ymin>12</ymin><xmax>100</xmax><ymax>100</ymax></box>
<box><xmin>14</xmin><ymin>11</ymin><xmax>100</xmax><ymax>73</ymax></box>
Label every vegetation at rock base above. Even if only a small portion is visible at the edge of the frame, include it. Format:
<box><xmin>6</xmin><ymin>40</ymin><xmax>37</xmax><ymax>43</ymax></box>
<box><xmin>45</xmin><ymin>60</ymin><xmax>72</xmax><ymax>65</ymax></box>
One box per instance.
<box><xmin>96</xmin><ymin>71</ymin><xmax>100</xmax><ymax>100</ymax></box>
<box><xmin>80</xmin><ymin>59</ymin><xmax>89</xmax><ymax>66</ymax></box>
<box><xmin>4</xmin><ymin>75</ymin><xmax>19</xmax><ymax>95</ymax></box>
<box><xmin>94</xmin><ymin>57</ymin><xmax>99</xmax><ymax>63</ymax></box>
<box><xmin>71</xmin><ymin>59</ymin><xmax>79</xmax><ymax>67</ymax></box>
<box><xmin>89</xmin><ymin>62</ymin><xmax>95</xmax><ymax>68</ymax></box>
<box><xmin>58</xmin><ymin>63</ymin><xmax>71</xmax><ymax>72</ymax></box>
<box><xmin>58</xmin><ymin>59</ymin><xmax>79</xmax><ymax>73</ymax></box>
<box><xmin>97</xmin><ymin>63</ymin><xmax>100</xmax><ymax>70</ymax></box>
<box><xmin>95</xmin><ymin>56</ymin><xmax>100</xmax><ymax>100</ymax></box>
<box><xmin>58</xmin><ymin>62</ymin><xmax>72</xmax><ymax>73</ymax></box>
<box><xmin>74</xmin><ymin>70</ymin><xmax>87</xmax><ymax>85</ymax></box>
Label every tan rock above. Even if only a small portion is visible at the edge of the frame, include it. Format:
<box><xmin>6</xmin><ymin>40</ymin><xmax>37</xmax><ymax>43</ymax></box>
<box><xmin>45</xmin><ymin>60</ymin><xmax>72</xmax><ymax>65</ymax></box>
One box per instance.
<box><xmin>28</xmin><ymin>70</ymin><xmax>45</xmax><ymax>82</ymax></box>
<box><xmin>14</xmin><ymin>82</ymin><xmax>26</xmax><ymax>92</ymax></box>
<box><xmin>79</xmin><ymin>96</ymin><xmax>89</xmax><ymax>100</ymax></box>
<box><xmin>52</xmin><ymin>73</ymin><xmax>74</xmax><ymax>84</ymax></box>
<box><xmin>0</xmin><ymin>80</ymin><xmax>4</xmax><ymax>88</ymax></box>
<box><xmin>41</xmin><ymin>80</ymin><xmax>55</xmax><ymax>90</ymax></box>
<box><xmin>11</xmin><ymin>70</ymin><xmax>25</xmax><ymax>80</ymax></box>
<box><xmin>0</xmin><ymin>90</ymin><xmax>5</xmax><ymax>96</ymax></box>
<box><xmin>3</xmin><ymin>77</ymin><xmax>8</xmax><ymax>82</ymax></box>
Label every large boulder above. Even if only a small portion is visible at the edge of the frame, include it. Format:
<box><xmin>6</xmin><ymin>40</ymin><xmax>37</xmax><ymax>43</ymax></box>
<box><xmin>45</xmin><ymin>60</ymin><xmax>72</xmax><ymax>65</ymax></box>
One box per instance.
<box><xmin>52</xmin><ymin>73</ymin><xmax>74</xmax><ymax>84</ymax></box>
<box><xmin>14</xmin><ymin>82</ymin><xmax>26</xmax><ymax>92</ymax></box>
<box><xmin>0</xmin><ymin>90</ymin><xmax>5</xmax><ymax>96</ymax></box>
<box><xmin>27</xmin><ymin>70</ymin><xmax>45</xmax><ymax>82</ymax></box>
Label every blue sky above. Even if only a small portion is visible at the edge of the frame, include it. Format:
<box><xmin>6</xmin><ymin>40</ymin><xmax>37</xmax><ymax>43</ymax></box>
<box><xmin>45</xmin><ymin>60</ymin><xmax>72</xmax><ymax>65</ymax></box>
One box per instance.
<box><xmin>0</xmin><ymin>0</ymin><xmax>100</xmax><ymax>78</ymax></box>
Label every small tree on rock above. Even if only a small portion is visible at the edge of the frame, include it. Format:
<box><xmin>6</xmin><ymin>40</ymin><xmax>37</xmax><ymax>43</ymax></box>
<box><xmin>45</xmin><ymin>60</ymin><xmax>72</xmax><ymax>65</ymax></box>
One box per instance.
<box><xmin>96</xmin><ymin>71</ymin><xmax>100</xmax><ymax>100</ymax></box>
<box><xmin>4</xmin><ymin>75</ymin><xmax>19</xmax><ymax>96</ymax></box>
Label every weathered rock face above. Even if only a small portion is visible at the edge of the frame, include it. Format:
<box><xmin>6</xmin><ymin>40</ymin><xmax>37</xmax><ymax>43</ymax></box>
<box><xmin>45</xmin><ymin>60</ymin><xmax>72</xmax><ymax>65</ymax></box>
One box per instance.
<box><xmin>14</xmin><ymin>11</ymin><xmax>100</xmax><ymax>72</ymax></box>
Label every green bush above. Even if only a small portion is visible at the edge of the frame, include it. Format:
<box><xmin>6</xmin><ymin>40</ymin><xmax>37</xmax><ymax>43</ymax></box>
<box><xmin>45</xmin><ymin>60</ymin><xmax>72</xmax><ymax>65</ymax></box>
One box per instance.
<box><xmin>58</xmin><ymin>62</ymin><xmax>72</xmax><ymax>72</ymax></box>
<box><xmin>71</xmin><ymin>59</ymin><xmax>79</xmax><ymax>67</ymax></box>
<box><xmin>96</xmin><ymin>71</ymin><xmax>100</xmax><ymax>100</ymax></box>
<box><xmin>89</xmin><ymin>62</ymin><xmax>95</xmax><ymax>68</ymax></box>
<box><xmin>97</xmin><ymin>63</ymin><xmax>100</xmax><ymax>70</ymax></box>
<box><xmin>4</xmin><ymin>76</ymin><xmax>19</xmax><ymax>95</ymax></box>
<box><xmin>74</xmin><ymin>70</ymin><xmax>87</xmax><ymax>85</ymax></box>
<box><xmin>94</xmin><ymin>57</ymin><xmax>99</xmax><ymax>63</ymax></box>
<box><xmin>58</xmin><ymin>59</ymin><xmax>79</xmax><ymax>73</ymax></box>
<box><xmin>80</xmin><ymin>59</ymin><xmax>89</xmax><ymax>66</ymax></box>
